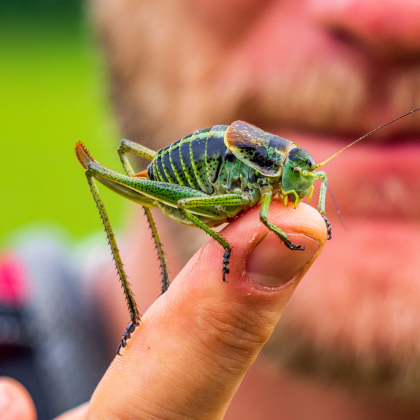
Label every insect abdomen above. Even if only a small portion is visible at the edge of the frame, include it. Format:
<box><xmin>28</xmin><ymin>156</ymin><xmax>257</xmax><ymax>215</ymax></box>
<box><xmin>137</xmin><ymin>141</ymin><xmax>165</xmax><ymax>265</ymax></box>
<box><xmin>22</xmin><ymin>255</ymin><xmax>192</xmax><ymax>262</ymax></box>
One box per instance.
<box><xmin>147</xmin><ymin>125</ymin><xmax>229</xmax><ymax>194</ymax></box>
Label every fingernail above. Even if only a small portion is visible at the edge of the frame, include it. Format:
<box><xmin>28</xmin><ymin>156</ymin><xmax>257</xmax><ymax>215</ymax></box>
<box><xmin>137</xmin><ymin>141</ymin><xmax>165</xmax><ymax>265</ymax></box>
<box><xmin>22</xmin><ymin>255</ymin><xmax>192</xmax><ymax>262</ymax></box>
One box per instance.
<box><xmin>246</xmin><ymin>233</ymin><xmax>320</xmax><ymax>288</ymax></box>
<box><xmin>0</xmin><ymin>382</ymin><xmax>11</xmax><ymax>415</ymax></box>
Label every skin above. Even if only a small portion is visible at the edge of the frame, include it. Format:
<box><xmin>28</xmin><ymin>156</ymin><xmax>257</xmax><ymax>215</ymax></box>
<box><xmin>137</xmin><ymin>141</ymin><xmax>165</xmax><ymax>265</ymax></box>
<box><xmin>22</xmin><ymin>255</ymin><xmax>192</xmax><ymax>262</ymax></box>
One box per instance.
<box><xmin>4</xmin><ymin>0</ymin><xmax>420</xmax><ymax>418</ymax></box>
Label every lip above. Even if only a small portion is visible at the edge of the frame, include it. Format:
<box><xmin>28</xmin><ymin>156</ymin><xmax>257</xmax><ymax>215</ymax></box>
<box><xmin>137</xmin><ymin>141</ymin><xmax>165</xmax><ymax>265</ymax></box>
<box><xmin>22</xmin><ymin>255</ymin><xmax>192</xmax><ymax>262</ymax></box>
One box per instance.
<box><xmin>271</xmin><ymin>129</ymin><xmax>420</xmax><ymax>220</ymax></box>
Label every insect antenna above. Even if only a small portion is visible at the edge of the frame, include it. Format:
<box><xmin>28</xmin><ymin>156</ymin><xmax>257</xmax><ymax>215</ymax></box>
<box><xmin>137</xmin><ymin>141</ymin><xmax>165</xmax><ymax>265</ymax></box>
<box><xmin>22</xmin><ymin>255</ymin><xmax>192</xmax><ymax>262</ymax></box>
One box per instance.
<box><xmin>324</xmin><ymin>181</ymin><xmax>348</xmax><ymax>231</ymax></box>
<box><xmin>316</xmin><ymin>107</ymin><xmax>420</xmax><ymax>169</ymax></box>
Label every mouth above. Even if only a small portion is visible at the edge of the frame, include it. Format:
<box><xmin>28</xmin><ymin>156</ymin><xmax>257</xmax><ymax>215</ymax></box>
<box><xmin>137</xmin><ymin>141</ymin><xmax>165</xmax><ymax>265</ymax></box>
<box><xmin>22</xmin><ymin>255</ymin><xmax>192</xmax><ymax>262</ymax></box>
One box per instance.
<box><xmin>270</xmin><ymin>128</ymin><xmax>420</xmax><ymax>220</ymax></box>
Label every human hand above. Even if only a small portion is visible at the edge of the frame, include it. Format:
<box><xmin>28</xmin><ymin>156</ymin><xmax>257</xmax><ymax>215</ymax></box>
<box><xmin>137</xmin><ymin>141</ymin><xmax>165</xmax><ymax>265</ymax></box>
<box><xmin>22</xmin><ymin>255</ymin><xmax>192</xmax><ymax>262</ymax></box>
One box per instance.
<box><xmin>3</xmin><ymin>200</ymin><xmax>326</xmax><ymax>420</ymax></box>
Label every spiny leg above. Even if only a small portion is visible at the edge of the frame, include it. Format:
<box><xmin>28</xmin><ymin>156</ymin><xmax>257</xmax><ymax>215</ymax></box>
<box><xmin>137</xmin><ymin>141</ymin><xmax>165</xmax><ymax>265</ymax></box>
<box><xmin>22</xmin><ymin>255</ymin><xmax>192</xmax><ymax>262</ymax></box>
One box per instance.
<box><xmin>178</xmin><ymin>193</ymin><xmax>250</xmax><ymax>281</ymax></box>
<box><xmin>118</xmin><ymin>140</ymin><xmax>170</xmax><ymax>293</ymax></box>
<box><xmin>85</xmin><ymin>169</ymin><xmax>141</xmax><ymax>355</ymax></box>
<box><xmin>144</xmin><ymin>207</ymin><xmax>170</xmax><ymax>293</ymax></box>
<box><xmin>260</xmin><ymin>188</ymin><xmax>305</xmax><ymax>251</ymax></box>
<box><xmin>314</xmin><ymin>170</ymin><xmax>332</xmax><ymax>240</ymax></box>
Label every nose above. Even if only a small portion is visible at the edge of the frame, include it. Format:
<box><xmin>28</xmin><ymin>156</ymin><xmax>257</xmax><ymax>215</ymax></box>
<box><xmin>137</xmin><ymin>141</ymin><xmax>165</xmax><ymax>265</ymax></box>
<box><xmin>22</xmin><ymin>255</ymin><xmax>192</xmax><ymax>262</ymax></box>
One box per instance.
<box><xmin>310</xmin><ymin>0</ymin><xmax>420</xmax><ymax>60</ymax></box>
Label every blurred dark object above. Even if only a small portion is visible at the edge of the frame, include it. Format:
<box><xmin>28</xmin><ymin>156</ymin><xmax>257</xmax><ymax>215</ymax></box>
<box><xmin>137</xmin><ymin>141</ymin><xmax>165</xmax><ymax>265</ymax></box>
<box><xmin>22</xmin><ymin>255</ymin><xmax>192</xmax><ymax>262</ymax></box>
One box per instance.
<box><xmin>0</xmin><ymin>305</ymin><xmax>48</xmax><ymax>419</ymax></box>
<box><xmin>0</xmin><ymin>231</ymin><xmax>111</xmax><ymax>419</ymax></box>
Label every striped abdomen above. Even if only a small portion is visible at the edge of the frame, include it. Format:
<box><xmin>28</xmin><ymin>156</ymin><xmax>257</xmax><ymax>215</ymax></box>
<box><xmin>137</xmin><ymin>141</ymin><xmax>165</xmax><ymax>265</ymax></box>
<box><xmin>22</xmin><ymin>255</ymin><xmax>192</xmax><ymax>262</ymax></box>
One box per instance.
<box><xmin>147</xmin><ymin>125</ymin><xmax>229</xmax><ymax>194</ymax></box>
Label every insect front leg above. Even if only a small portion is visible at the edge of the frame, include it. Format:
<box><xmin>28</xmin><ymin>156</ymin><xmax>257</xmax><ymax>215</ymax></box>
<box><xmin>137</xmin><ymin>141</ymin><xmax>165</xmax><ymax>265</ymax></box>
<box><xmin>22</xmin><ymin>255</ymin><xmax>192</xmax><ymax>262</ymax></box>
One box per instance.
<box><xmin>118</xmin><ymin>139</ymin><xmax>170</xmax><ymax>293</ymax></box>
<box><xmin>85</xmin><ymin>168</ymin><xmax>141</xmax><ymax>355</ymax></box>
<box><xmin>260</xmin><ymin>186</ymin><xmax>305</xmax><ymax>251</ymax></box>
<box><xmin>177</xmin><ymin>193</ymin><xmax>251</xmax><ymax>281</ymax></box>
<box><xmin>314</xmin><ymin>170</ymin><xmax>332</xmax><ymax>240</ymax></box>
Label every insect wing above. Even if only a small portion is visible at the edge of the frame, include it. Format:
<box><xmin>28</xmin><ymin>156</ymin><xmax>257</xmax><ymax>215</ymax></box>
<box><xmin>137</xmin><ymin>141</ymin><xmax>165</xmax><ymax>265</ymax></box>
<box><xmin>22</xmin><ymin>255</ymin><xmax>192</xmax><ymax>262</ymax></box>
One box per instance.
<box><xmin>224</xmin><ymin>121</ymin><xmax>295</xmax><ymax>177</ymax></box>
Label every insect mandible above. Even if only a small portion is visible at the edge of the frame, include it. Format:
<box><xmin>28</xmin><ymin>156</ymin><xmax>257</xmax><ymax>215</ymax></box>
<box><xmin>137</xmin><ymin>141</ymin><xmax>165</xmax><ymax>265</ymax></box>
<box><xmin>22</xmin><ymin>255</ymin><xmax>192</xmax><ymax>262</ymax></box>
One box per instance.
<box><xmin>75</xmin><ymin>108</ymin><xmax>420</xmax><ymax>354</ymax></box>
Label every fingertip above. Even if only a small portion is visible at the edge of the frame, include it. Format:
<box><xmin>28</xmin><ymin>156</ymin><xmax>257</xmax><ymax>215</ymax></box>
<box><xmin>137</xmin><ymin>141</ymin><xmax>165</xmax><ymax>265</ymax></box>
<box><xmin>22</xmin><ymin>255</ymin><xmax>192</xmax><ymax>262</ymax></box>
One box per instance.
<box><xmin>227</xmin><ymin>200</ymin><xmax>327</xmax><ymax>246</ymax></box>
<box><xmin>0</xmin><ymin>377</ymin><xmax>36</xmax><ymax>420</ymax></box>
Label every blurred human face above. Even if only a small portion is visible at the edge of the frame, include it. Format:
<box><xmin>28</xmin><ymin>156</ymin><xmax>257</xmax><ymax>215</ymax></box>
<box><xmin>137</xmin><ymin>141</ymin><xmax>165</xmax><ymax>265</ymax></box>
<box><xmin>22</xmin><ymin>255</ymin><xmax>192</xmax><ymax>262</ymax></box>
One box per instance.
<box><xmin>92</xmin><ymin>0</ymin><xmax>420</xmax><ymax>399</ymax></box>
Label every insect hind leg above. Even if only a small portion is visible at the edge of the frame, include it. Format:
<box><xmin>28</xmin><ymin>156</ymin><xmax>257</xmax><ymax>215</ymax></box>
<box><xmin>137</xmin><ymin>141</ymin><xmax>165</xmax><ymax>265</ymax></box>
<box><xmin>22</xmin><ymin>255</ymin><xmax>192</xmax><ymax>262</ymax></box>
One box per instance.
<box><xmin>117</xmin><ymin>321</ymin><xmax>140</xmax><ymax>355</ymax></box>
<box><xmin>85</xmin><ymin>168</ymin><xmax>141</xmax><ymax>355</ymax></box>
<box><xmin>117</xmin><ymin>140</ymin><xmax>170</xmax><ymax>294</ymax></box>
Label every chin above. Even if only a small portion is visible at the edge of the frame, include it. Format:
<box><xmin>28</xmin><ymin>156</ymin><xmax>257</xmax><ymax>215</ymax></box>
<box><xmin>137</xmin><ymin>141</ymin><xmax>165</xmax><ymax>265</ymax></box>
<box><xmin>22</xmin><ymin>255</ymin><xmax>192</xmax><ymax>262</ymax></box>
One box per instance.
<box><xmin>260</xmin><ymin>217</ymin><xmax>420</xmax><ymax>401</ymax></box>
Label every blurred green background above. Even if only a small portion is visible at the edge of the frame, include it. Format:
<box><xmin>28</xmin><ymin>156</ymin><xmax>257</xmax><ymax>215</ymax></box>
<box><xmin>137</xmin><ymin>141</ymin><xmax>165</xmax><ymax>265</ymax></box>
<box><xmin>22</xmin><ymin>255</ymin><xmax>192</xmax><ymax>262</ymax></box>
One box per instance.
<box><xmin>1</xmin><ymin>0</ymin><xmax>126</xmax><ymax>245</ymax></box>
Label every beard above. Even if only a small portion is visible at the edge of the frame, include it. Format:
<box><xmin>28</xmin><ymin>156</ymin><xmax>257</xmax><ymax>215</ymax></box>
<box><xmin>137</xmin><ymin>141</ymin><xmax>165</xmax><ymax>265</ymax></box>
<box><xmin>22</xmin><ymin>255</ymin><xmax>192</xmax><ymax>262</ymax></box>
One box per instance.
<box><xmin>90</xmin><ymin>0</ymin><xmax>420</xmax><ymax>400</ymax></box>
<box><xmin>261</xmin><ymin>220</ymin><xmax>420</xmax><ymax>401</ymax></box>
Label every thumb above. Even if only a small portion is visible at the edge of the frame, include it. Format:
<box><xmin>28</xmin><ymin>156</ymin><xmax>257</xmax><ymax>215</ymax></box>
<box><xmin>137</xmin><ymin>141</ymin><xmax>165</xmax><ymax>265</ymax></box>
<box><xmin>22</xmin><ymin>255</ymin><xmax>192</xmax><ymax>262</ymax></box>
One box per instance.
<box><xmin>0</xmin><ymin>378</ymin><xmax>36</xmax><ymax>420</ymax></box>
<box><xmin>85</xmin><ymin>201</ymin><xmax>326</xmax><ymax>420</ymax></box>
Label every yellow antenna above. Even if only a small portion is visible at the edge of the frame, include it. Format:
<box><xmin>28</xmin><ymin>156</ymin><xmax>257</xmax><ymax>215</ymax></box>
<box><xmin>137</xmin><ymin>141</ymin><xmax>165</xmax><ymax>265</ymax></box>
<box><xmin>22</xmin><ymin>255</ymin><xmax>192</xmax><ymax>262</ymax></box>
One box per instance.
<box><xmin>315</xmin><ymin>107</ymin><xmax>420</xmax><ymax>169</ymax></box>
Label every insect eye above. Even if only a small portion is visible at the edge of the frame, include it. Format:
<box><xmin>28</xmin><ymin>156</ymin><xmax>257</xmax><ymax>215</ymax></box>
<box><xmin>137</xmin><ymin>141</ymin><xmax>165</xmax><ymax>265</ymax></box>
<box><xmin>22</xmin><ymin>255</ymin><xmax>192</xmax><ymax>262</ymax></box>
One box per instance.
<box><xmin>293</xmin><ymin>167</ymin><xmax>302</xmax><ymax>177</ymax></box>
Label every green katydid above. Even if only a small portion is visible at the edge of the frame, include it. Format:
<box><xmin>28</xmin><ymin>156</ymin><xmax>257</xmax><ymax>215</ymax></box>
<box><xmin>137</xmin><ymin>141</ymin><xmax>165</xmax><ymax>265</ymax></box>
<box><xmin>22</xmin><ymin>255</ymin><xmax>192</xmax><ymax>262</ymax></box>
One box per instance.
<box><xmin>75</xmin><ymin>108</ymin><xmax>420</xmax><ymax>354</ymax></box>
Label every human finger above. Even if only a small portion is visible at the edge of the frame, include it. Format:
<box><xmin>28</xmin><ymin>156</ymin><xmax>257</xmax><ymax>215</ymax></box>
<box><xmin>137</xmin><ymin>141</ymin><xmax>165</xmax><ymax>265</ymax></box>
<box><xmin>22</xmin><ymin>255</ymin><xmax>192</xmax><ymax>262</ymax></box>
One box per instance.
<box><xmin>0</xmin><ymin>377</ymin><xmax>36</xmax><ymax>420</ymax></box>
<box><xmin>85</xmin><ymin>201</ymin><xmax>327</xmax><ymax>420</ymax></box>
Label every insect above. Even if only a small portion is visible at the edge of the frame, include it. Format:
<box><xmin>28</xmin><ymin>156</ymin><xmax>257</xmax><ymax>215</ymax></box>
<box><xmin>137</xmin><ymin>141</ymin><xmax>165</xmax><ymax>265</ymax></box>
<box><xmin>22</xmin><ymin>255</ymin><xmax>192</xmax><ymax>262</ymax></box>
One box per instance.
<box><xmin>75</xmin><ymin>108</ymin><xmax>420</xmax><ymax>354</ymax></box>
